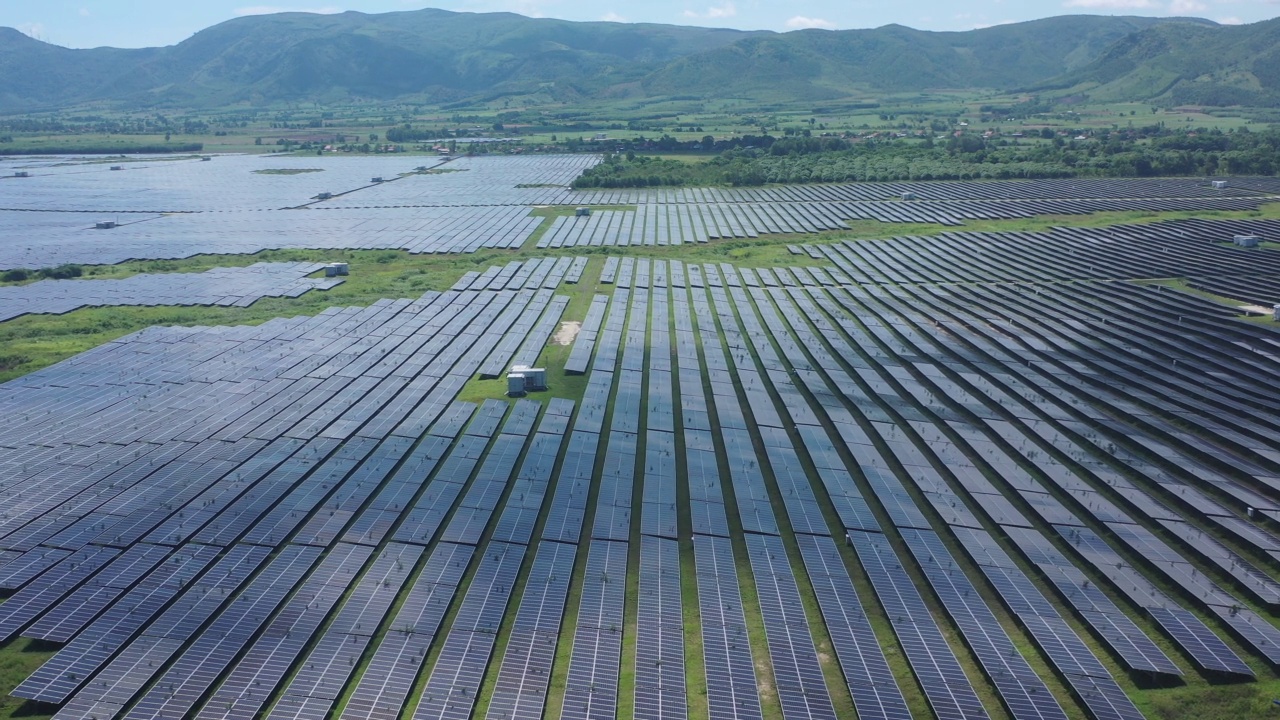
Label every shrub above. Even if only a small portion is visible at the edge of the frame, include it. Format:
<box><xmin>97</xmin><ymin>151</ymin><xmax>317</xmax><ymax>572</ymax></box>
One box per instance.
<box><xmin>39</xmin><ymin>264</ymin><xmax>83</xmax><ymax>280</ymax></box>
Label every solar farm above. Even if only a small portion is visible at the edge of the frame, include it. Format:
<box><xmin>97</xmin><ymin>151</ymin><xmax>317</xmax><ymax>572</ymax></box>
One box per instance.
<box><xmin>1</xmin><ymin>152</ymin><xmax>1280</xmax><ymax>720</ymax></box>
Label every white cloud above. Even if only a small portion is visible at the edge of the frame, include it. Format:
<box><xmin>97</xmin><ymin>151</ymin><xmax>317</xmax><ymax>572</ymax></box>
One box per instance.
<box><xmin>785</xmin><ymin>16</ymin><xmax>835</xmax><ymax>30</ymax></box>
<box><xmin>1062</xmin><ymin>0</ymin><xmax>1156</xmax><ymax>8</ymax></box>
<box><xmin>233</xmin><ymin>5</ymin><xmax>344</xmax><ymax>16</ymax></box>
<box><xmin>683</xmin><ymin>2</ymin><xmax>737</xmax><ymax>20</ymax></box>
<box><xmin>78</xmin><ymin>8</ymin><xmax>90</xmax><ymax>17</ymax></box>
<box><xmin>600</xmin><ymin>12</ymin><xmax>627</xmax><ymax>22</ymax></box>
<box><xmin>1217</xmin><ymin>16</ymin><xmax>1244</xmax><ymax>24</ymax></box>
<box><xmin>1169</xmin><ymin>0</ymin><xmax>1207</xmax><ymax>13</ymax></box>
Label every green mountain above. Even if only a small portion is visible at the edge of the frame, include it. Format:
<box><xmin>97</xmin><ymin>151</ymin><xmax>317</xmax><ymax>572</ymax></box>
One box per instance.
<box><xmin>1043</xmin><ymin>17</ymin><xmax>1280</xmax><ymax>106</ymax></box>
<box><xmin>0</xmin><ymin>27</ymin><xmax>163</xmax><ymax>110</ymax></box>
<box><xmin>0</xmin><ymin>9</ymin><xmax>1266</xmax><ymax>112</ymax></box>
<box><xmin>0</xmin><ymin>10</ymin><xmax>758</xmax><ymax>111</ymax></box>
<box><xmin>640</xmin><ymin>16</ymin><xmax>1210</xmax><ymax>99</ymax></box>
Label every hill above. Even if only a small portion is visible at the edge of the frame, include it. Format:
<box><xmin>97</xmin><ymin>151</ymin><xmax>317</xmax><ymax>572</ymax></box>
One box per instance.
<box><xmin>0</xmin><ymin>10</ymin><xmax>758</xmax><ymax>111</ymax></box>
<box><xmin>640</xmin><ymin>16</ymin><xmax>1210</xmax><ymax>99</ymax></box>
<box><xmin>1044</xmin><ymin>17</ymin><xmax>1280</xmax><ymax>106</ymax></box>
<box><xmin>0</xmin><ymin>9</ymin><xmax>1266</xmax><ymax>111</ymax></box>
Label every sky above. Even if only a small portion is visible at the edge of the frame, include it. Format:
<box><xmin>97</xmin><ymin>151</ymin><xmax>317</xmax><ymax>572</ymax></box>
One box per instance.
<box><xmin>4</xmin><ymin>0</ymin><xmax>1278</xmax><ymax>49</ymax></box>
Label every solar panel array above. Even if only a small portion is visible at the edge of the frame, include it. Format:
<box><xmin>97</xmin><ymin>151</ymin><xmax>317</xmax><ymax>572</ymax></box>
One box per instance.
<box><xmin>773</xmin><ymin>278</ymin><xmax>1271</xmax><ymax>680</ymax></box>
<box><xmin>0</xmin><ymin>262</ymin><xmax>343</xmax><ymax>322</ymax></box>
<box><xmin>6</xmin><ymin>155</ymin><xmax>1275</xmax><ymax>270</ymax></box>
<box><xmin>570</xmin><ymin>177</ymin><xmax>1270</xmax><ymax>204</ymax></box>
<box><xmin>0</xmin><ymin>206</ymin><xmax>546</xmax><ymax>269</ymax></box>
<box><xmin>800</xmin><ymin>217</ymin><xmax>1280</xmax><ymax>290</ymax></box>
<box><xmin>0</xmin><ymin>255</ymin><xmax>587</xmax><ymax>719</ymax></box>
<box><xmin>6</xmin><ymin>250</ymin><xmax>1280</xmax><ymax>720</ymax></box>
<box><xmin>536</xmin><ymin>196</ymin><xmax>1271</xmax><ymax>247</ymax></box>
<box><xmin>7</xmin><ymin>152</ymin><xmax>1280</xmax><ymax>720</ymax></box>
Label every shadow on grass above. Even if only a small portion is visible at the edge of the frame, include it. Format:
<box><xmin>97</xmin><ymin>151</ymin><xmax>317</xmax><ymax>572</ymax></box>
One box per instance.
<box><xmin>11</xmin><ymin>700</ymin><xmax>57</xmax><ymax>718</ymax></box>
<box><xmin>19</xmin><ymin>641</ymin><xmax>62</xmax><ymax>654</ymax></box>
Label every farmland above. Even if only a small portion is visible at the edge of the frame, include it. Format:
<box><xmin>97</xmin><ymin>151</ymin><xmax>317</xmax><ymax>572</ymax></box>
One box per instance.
<box><xmin>0</xmin><ymin>152</ymin><xmax>1278</xmax><ymax>720</ymax></box>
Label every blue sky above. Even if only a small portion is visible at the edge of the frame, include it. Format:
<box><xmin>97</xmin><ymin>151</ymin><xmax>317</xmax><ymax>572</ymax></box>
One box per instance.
<box><xmin>5</xmin><ymin>0</ymin><xmax>1278</xmax><ymax>48</ymax></box>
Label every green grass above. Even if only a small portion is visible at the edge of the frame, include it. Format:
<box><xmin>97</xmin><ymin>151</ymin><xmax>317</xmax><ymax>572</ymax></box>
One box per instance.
<box><xmin>0</xmin><ymin>640</ymin><xmax>58</xmax><ymax>720</ymax></box>
<box><xmin>1137</xmin><ymin>679</ymin><xmax>1280</xmax><ymax>720</ymax></box>
<box><xmin>1131</xmin><ymin>277</ymin><xmax>1276</xmax><ymax>316</ymax></box>
<box><xmin>529</xmin><ymin>205</ymin><xmax>638</xmax><ymax>218</ymax></box>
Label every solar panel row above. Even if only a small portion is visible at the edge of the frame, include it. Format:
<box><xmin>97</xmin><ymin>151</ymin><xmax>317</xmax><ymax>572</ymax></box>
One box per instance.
<box><xmin>0</xmin><ymin>262</ymin><xmax>343</xmax><ymax>323</ymax></box>
<box><xmin>242</xmin><ymin>543</ymin><xmax>423</xmax><ymax>720</ymax></box>
<box><xmin>779</xmin><ymin>280</ymin><xmax>1252</xmax><ymax>682</ymax></box>
<box><xmin>691</xmin><ymin>275</ymin><xmax>857</xmax><ymax>719</ymax></box>
<box><xmin>0</xmin><ymin>256</ymin><xmax>599</xmax><ymax>720</ymax></box>
<box><xmin>203</xmin><ymin>542</ymin><xmax>383</xmax><ymax>720</ymax></box>
<box><xmin>806</xmin><ymin>277</ymin><xmax>1276</xmax><ymax>674</ymax></box>
<box><xmin>5</xmin><ymin>166</ymin><xmax>1280</xmax><ymax>720</ymax></box>
<box><xmin>699</xmin><ymin>274</ymin><xmax>932</xmax><ymax>720</ymax></box>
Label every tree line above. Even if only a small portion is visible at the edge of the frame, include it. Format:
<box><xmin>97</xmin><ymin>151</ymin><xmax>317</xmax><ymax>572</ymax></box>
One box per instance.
<box><xmin>571</xmin><ymin>126</ymin><xmax>1280</xmax><ymax>188</ymax></box>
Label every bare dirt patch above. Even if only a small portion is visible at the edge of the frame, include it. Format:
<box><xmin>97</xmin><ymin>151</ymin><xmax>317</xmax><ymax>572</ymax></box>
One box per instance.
<box><xmin>553</xmin><ymin>321</ymin><xmax>581</xmax><ymax>346</ymax></box>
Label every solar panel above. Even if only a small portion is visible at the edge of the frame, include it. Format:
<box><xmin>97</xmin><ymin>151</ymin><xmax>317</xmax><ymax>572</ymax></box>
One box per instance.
<box><xmin>9</xmin><ymin>155</ymin><xmax>1280</xmax><ymax>720</ymax></box>
<box><xmin>634</xmin><ymin>536</ymin><xmax>685</xmax><ymax>720</ymax></box>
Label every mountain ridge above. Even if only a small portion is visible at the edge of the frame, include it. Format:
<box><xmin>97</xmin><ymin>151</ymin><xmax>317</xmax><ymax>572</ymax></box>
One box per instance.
<box><xmin>1042</xmin><ymin>17</ymin><xmax>1280</xmax><ymax>106</ymax></box>
<box><xmin>0</xmin><ymin>9</ymin><xmax>1269</xmax><ymax>112</ymax></box>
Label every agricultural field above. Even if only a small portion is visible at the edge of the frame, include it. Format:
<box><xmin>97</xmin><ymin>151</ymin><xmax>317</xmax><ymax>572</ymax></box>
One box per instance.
<box><xmin>0</xmin><ymin>152</ymin><xmax>1279</xmax><ymax>720</ymax></box>
<box><xmin>1</xmin><ymin>91</ymin><xmax>1269</xmax><ymax>160</ymax></box>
